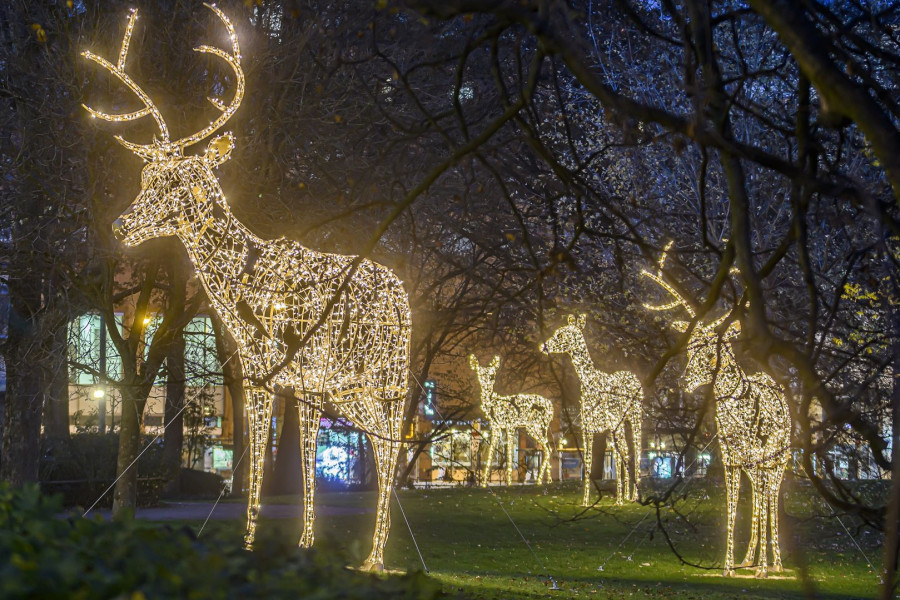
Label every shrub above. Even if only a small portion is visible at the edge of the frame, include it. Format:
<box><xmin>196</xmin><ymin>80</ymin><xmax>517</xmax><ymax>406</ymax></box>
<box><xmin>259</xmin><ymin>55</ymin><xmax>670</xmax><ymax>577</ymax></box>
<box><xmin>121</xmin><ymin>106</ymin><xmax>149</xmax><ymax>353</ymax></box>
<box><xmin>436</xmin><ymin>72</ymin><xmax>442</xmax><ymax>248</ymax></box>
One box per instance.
<box><xmin>0</xmin><ymin>484</ymin><xmax>452</xmax><ymax>600</ymax></box>
<box><xmin>40</xmin><ymin>433</ymin><xmax>173</xmax><ymax>508</ymax></box>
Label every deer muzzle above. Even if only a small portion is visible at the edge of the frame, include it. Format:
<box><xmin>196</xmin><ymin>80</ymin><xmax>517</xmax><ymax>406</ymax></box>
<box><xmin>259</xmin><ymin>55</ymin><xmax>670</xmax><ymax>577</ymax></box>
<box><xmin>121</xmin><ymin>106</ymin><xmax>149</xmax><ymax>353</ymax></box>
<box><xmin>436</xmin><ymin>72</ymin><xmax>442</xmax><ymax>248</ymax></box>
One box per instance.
<box><xmin>111</xmin><ymin>218</ymin><xmax>126</xmax><ymax>241</ymax></box>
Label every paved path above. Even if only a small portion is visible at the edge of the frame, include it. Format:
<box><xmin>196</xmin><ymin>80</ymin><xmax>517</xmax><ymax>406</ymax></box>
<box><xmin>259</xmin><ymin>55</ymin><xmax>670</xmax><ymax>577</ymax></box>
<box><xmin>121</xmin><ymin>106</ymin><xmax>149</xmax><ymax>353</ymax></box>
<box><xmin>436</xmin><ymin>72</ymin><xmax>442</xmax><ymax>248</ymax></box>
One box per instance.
<box><xmin>91</xmin><ymin>501</ymin><xmax>373</xmax><ymax>521</ymax></box>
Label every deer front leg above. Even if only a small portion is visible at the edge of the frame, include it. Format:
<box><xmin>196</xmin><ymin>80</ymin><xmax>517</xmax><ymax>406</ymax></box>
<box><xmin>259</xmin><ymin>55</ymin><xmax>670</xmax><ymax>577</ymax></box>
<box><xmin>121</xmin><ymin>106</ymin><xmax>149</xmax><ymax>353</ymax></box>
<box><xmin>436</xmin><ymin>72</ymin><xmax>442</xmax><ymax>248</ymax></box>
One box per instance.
<box><xmin>612</xmin><ymin>436</ymin><xmax>625</xmax><ymax>506</ymax></box>
<box><xmin>723</xmin><ymin>465</ymin><xmax>741</xmax><ymax>576</ymax></box>
<box><xmin>243</xmin><ymin>387</ymin><xmax>273</xmax><ymax>550</ymax></box>
<box><xmin>629</xmin><ymin>409</ymin><xmax>642</xmax><ymax>502</ymax></box>
<box><xmin>481</xmin><ymin>429</ymin><xmax>499</xmax><ymax>487</ymax></box>
<box><xmin>528</xmin><ymin>426</ymin><xmax>551</xmax><ymax>484</ymax></box>
<box><xmin>363</xmin><ymin>433</ymin><xmax>402</xmax><ymax>571</ymax></box>
<box><xmin>298</xmin><ymin>395</ymin><xmax>322</xmax><ymax>549</ymax></box>
<box><xmin>505</xmin><ymin>428</ymin><xmax>516</xmax><ymax>486</ymax></box>
<box><xmin>741</xmin><ymin>473</ymin><xmax>759</xmax><ymax>568</ymax></box>
<box><xmin>582</xmin><ymin>432</ymin><xmax>594</xmax><ymax>507</ymax></box>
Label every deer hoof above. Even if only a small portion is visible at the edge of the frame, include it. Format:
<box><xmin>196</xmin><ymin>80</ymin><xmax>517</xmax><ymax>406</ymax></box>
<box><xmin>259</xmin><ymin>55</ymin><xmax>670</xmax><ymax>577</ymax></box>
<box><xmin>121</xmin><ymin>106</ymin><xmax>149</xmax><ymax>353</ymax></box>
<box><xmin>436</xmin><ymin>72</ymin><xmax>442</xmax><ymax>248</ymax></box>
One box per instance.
<box><xmin>722</xmin><ymin>568</ymin><xmax>735</xmax><ymax>578</ymax></box>
<box><xmin>755</xmin><ymin>568</ymin><xmax>768</xmax><ymax>579</ymax></box>
<box><xmin>361</xmin><ymin>559</ymin><xmax>384</xmax><ymax>573</ymax></box>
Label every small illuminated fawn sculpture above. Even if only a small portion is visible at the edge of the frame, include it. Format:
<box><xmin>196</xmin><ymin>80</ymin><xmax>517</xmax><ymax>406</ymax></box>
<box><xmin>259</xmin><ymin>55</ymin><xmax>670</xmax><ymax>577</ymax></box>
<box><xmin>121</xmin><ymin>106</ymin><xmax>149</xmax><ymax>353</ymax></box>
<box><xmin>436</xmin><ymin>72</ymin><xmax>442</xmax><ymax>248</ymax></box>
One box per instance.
<box><xmin>469</xmin><ymin>355</ymin><xmax>554</xmax><ymax>486</ymax></box>
<box><xmin>642</xmin><ymin>244</ymin><xmax>790</xmax><ymax>577</ymax></box>
<box><xmin>541</xmin><ymin>315</ymin><xmax>643</xmax><ymax>506</ymax></box>
<box><xmin>83</xmin><ymin>5</ymin><xmax>411</xmax><ymax>570</ymax></box>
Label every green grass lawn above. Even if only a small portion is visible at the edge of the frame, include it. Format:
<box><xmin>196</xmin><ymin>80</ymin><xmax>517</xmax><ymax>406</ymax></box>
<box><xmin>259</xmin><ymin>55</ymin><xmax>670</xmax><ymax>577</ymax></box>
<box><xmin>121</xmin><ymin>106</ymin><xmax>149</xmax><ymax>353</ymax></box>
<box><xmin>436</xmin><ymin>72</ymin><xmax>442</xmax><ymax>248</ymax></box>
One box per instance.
<box><xmin>192</xmin><ymin>479</ymin><xmax>882</xmax><ymax>599</ymax></box>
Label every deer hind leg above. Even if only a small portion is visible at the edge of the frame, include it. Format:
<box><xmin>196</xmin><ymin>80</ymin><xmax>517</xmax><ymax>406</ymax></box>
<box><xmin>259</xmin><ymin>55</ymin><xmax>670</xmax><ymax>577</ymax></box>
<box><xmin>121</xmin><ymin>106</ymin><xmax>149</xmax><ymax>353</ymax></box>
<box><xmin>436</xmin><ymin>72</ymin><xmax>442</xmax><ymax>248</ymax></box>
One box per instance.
<box><xmin>528</xmin><ymin>425</ymin><xmax>551</xmax><ymax>484</ymax></box>
<box><xmin>723</xmin><ymin>466</ymin><xmax>741</xmax><ymax>576</ymax></box>
<box><xmin>363</xmin><ymin>411</ymin><xmax>403</xmax><ymax>571</ymax></box>
<box><xmin>297</xmin><ymin>395</ymin><xmax>322</xmax><ymax>549</ymax></box>
<box><xmin>243</xmin><ymin>387</ymin><xmax>273</xmax><ymax>550</ymax></box>
<box><xmin>582</xmin><ymin>432</ymin><xmax>594</xmax><ymax>507</ymax></box>
<box><xmin>770</xmin><ymin>467</ymin><xmax>785</xmax><ymax>572</ymax></box>
<box><xmin>754</xmin><ymin>471</ymin><xmax>771</xmax><ymax>578</ymax></box>
<box><xmin>481</xmin><ymin>429</ymin><xmax>499</xmax><ymax>487</ymax></box>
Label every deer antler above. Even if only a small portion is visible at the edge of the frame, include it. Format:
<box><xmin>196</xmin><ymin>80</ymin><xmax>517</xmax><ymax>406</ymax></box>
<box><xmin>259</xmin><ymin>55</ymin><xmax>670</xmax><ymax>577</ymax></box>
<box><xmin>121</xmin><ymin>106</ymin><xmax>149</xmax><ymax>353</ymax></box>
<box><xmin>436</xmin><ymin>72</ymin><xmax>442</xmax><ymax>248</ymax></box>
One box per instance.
<box><xmin>172</xmin><ymin>3</ymin><xmax>245</xmax><ymax>150</ymax></box>
<box><xmin>82</xmin><ymin>8</ymin><xmax>170</xmax><ymax>157</ymax></box>
<box><xmin>640</xmin><ymin>241</ymin><xmax>696</xmax><ymax>318</ymax></box>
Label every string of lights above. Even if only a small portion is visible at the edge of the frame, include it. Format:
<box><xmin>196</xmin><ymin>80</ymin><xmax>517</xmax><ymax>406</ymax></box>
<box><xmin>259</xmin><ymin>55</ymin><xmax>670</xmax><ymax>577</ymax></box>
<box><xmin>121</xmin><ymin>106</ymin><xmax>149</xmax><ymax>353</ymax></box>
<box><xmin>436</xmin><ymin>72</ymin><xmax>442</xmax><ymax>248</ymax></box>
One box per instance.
<box><xmin>84</xmin><ymin>4</ymin><xmax>411</xmax><ymax>571</ymax></box>
<box><xmin>469</xmin><ymin>355</ymin><xmax>554</xmax><ymax>486</ymax></box>
<box><xmin>541</xmin><ymin>315</ymin><xmax>643</xmax><ymax>506</ymax></box>
<box><xmin>642</xmin><ymin>243</ymin><xmax>791</xmax><ymax>578</ymax></box>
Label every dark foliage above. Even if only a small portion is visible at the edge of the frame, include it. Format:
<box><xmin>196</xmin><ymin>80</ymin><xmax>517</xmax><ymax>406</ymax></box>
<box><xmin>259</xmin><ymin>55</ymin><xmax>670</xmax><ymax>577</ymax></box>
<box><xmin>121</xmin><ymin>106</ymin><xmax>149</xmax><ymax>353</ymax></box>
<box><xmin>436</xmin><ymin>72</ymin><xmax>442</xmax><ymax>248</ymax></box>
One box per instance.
<box><xmin>0</xmin><ymin>483</ymin><xmax>450</xmax><ymax>600</ymax></box>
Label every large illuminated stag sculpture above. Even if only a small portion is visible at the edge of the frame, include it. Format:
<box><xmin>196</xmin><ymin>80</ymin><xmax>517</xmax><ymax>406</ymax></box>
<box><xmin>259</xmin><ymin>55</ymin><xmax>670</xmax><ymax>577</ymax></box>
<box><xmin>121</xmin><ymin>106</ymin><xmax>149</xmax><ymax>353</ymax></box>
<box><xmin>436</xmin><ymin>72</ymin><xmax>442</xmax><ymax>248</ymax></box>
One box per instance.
<box><xmin>469</xmin><ymin>355</ymin><xmax>554</xmax><ymax>486</ymax></box>
<box><xmin>83</xmin><ymin>5</ymin><xmax>411</xmax><ymax>570</ymax></box>
<box><xmin>541</xmin><ymin>315</ymin><xmax>643</xmax><ymax>506</ymax></box>
<box><xmin>642</xmin><ymin>244</ymin><xmax>790</xmax><ymax>577</ymax></box>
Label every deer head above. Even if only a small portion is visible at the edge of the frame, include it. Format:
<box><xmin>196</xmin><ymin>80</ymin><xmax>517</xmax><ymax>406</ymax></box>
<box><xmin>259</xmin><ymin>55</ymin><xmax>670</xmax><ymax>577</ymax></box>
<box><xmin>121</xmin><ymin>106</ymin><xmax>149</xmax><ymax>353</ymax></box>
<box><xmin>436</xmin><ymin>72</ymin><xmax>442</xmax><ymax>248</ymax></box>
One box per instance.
<box><xmin>540</xmin><ymin>314</ymin><xmax>586</xmax><ymax>355</ymax></box>
<box><xmin>469</xmin><ymin>354</ymin><xmax>500</xmax><ymax>401</ymax></box>
<box><xmin>83</xmin><ymin>4</ymin><xmax>243</xmax><ymax>247</ymax></box>
<box><xmin>641</xmin><ymin>243</ymin><xmax>739</xmax><ymax>392</ymax></box>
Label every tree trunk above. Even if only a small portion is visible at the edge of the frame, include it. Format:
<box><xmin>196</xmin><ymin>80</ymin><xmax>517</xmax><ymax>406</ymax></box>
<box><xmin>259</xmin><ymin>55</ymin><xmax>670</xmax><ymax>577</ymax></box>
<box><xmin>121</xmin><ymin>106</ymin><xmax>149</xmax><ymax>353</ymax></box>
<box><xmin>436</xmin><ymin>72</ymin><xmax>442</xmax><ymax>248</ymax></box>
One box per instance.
<box><xmin>881</xmin><ymin>308</ymin><xmax>900</xmax><ymax>599</ymax></box>
<box><xmin>112</xmin><ymin>387</ymin><xmax>143</xmax><ymax>516</ymax></box>
<box><xmin>271</xmin><ymin>393</ymin><xmax>302</xmax><ymax>495</ymax></box>
<box><xmin>1</xmin><ymin>352</ymin><xmax>43</xmax><ymax>485</ymax></box>
<box><xmin>211</xmin><ymin>313</ymin><xmax>247</xmax><ymax>497</ymax></box>
<box><xmin>42</xmin><ymin>325</ymin><xmax>70</xmax><ymax>440</ymax></box>
<box><xmin>163</xmin><ymin>329</ymin><xmax>185</xmax><ymax>473</ymax></box>
<box><xmin>591</xmin><ymin>432</ymin><xmax>607</xmax><ymax>480</ymax></box>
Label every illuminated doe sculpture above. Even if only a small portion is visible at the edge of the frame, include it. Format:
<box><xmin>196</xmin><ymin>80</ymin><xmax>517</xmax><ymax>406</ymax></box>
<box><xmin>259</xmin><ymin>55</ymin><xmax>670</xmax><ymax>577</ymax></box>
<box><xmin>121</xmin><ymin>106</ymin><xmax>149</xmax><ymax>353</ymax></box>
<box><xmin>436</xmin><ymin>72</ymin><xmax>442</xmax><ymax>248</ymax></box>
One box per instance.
<box><xmin>642</xmin><ymin>244</ymin><xmax>790</xmax><ymax>577</ymax></box>
<box><xmin>541</xmin><ymin>316</ymin><xmax>643</xmax><ymax>506</ymax></box>
<box><xmin>469</xmin><ymin>355</ymin><xmax>554</xmax><ymax>486</ymax></box>
<box><xmin>83</xmin><ymin>5</ymin><xmax>411</xmax><ymax>571</ymax></box>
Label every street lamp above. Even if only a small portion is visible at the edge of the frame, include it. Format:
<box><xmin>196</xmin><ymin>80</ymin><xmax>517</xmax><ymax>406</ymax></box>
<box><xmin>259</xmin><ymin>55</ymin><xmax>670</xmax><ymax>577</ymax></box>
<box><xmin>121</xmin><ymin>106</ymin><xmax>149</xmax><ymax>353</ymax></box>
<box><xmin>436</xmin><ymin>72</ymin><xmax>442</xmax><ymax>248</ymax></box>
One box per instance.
<box><xmin>93</xmin><ymin>387</ymin><xmax>106</xmax><ymax>434</ymax></box>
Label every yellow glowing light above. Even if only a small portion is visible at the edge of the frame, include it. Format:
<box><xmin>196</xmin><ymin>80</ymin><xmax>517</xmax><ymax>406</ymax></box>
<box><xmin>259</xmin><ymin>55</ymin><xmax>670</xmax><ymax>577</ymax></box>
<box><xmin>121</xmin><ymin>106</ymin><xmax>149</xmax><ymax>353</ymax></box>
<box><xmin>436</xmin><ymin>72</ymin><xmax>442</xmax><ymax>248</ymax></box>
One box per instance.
<box><xmin>142</xmin><ymin>317</ymin><xmax>151</xmax><ymax>325</ymax></box>
<box><xmin>84</xmin><ymin>5</ymin><xmax>411</xmax><ymax>571</ymax></box>
<box><xmin>469</xmin><ymin>355</ymin><xmax>554</xmax><ymax>486</ymax></box>
<box><xmin>642</xmin><ymin>243</ymin><xmax>791</xmax><ymax>577</ymax></box>
<box><xmin>93</xmin><ymin>388</ymin><xmax>105</xmax><ymax>399</ymax></box>
<box><xmin>541</xmin><ymin>315</ymin><xmax>643</xmax><ymax>506</ymax></box>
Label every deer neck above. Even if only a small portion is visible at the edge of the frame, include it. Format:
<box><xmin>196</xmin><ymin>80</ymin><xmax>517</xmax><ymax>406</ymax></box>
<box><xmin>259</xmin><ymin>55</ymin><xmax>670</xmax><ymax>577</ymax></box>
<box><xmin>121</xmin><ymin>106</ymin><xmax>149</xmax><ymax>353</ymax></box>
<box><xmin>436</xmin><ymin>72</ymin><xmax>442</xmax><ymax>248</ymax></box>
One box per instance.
<box><xmin>563</xmin><ymin>333</ymin><xmax>596</xmax><ymax>381</ymax></box>
<box><xmin>476</xmin><ymin>377</ymin><xmax>495</xmax><ymax>407</ymax></box>
<box><xmin>177</xmin><ymin>191</ymin><xmax>255</xmax><ymax>297</ymax></box>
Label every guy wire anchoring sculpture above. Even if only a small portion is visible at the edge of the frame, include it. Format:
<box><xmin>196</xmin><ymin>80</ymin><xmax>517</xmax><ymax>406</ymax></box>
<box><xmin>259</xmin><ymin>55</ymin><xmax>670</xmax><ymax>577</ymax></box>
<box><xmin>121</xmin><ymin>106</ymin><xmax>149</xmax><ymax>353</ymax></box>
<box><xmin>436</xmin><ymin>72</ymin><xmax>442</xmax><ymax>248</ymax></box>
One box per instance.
<box><xmin>469</xmin><ymin>355</ymin><xmax>554</xmax><ymax>486</ymax></box>
<box><xmin>642</xmin><ymin>243</ymin><xmax>791</xmax><ymax>578</ymax></box>
<box><xmin>541</xmin><ymin>315</ymin><xmax>643</xmax><ymax>506</ymax></box>
<box><xmin>83</xmin><ymin>5</ymin><xmax>411</xmax><ymax>571</ymax></box>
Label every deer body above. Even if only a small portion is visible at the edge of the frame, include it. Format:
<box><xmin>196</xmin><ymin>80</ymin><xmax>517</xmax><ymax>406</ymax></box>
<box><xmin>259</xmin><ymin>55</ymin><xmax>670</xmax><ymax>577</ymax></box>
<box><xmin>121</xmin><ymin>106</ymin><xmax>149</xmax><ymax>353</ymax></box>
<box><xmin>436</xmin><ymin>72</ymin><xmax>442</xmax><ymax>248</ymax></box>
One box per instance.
<box><xmin>470</xmin><ymin>355</ymin><xmax>554</xmax><ymax>486</ymax></box>
<box><xmin>84</xmin><ymin>6</ymin><xmax>409</xmax><ymax>571</ymax></box>
<box><xmin>643</xmin><ymin>244</ymin><xmax>791</xmax><ymax>577</ymax></box>
<box><xmin>541</xmin><ymin>315</ymin><xmax>643</xmax><ymax>506</ymax></box>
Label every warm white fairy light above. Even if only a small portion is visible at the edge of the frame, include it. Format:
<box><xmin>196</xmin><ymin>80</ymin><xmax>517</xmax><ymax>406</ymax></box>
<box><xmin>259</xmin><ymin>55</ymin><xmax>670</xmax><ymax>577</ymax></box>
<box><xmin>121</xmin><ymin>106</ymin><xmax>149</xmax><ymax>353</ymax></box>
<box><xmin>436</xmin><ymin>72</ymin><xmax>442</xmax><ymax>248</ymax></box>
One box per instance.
<box><xmin>84</xmin><ymin>5</ymin><xmax>411</xmax><ymax>571</ymax></box>
<box><xmin>540</xmin><ymin>315</ymin><xmax>643</xmax><ymax>506</ymax></box>
<box><xmin>469</xmin><ymin>355</ymin><xmax>554</xmax><ymax>486</ymax></box>
<box><xmin>642</xmin><ymin>243</ymin><xmax>791</xmax><ymax>577</ymax></box>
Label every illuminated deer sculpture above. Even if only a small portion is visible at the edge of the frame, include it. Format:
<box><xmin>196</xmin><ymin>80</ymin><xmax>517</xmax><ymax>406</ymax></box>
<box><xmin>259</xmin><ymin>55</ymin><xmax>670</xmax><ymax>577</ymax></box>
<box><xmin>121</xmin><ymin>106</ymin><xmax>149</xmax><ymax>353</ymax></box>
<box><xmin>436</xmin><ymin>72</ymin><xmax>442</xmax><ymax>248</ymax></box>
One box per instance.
<box><xmin>642</xmin><ymin>244</ymin><xmax>790</xmax><ymax>577</ymax></box>
<box><xmin>541</xmin><ymin>315</ymin><xmax>643</xmax><ymax>506</ymax></box>
<box><xmin>83</xmin><ymin>5</ymin><xmax>411</xmax><ymax>570</ymax></box>
<box><xmin>469</xmin><ymin>355</ymin><xmax>554</xmax><ymax>486</ymax></box>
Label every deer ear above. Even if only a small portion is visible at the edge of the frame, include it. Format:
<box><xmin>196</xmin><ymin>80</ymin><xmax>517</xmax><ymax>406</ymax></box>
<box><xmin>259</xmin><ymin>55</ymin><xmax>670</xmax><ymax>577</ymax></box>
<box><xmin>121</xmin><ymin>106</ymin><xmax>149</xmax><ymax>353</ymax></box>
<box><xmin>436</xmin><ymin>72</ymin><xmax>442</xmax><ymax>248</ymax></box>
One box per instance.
<box><xmin>566</xmin><ymin>315</ymin><xmax>575</xmax><ymax>325</ymax></box>
<box><xmin>204</xmin><ymin>132</ymin><xmax>234</xmax><ymax>167</ymax></box>
<box><xmin>469</xmin><ymin>354</ymin><xmax>478</xmax><ymax>369</ymax></box>
<box><xmin>577</xmin><ymin>314</ymin><xmax>586</xmax><ymax>329</ymax></box>
<box><xmin>672</xmin><ymin>321</ymin><xmax>689</xmax><ymax>332</ymax></box>
<box><xmin>490</xmin><ymin>355</ymin><xmax>500</xmax><ymax>368</ymax></box>
<box><xmin>725</xmin><ymin>319</ymin><xmax>741</xmax><ymax>339</ymax></box>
